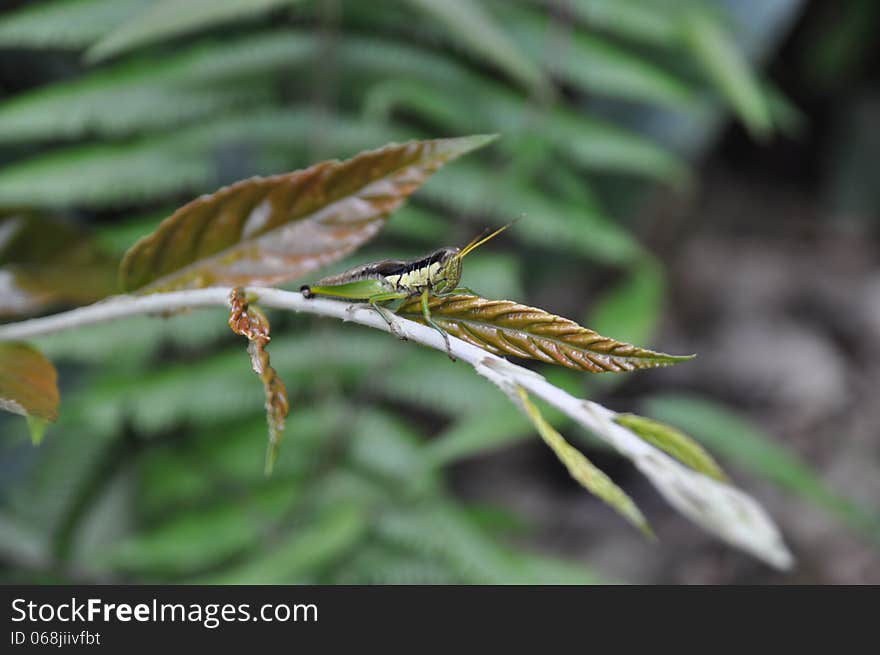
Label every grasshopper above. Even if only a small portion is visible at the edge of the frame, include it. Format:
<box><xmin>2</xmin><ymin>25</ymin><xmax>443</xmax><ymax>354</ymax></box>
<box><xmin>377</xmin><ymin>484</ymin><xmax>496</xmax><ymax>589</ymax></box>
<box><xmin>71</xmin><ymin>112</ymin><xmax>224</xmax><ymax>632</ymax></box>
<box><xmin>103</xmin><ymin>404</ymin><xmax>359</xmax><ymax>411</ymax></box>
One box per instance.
<box><xmin>300</xmin><ymin>223</ymin><xmax>512</xmax><ymax>360</ymax></box>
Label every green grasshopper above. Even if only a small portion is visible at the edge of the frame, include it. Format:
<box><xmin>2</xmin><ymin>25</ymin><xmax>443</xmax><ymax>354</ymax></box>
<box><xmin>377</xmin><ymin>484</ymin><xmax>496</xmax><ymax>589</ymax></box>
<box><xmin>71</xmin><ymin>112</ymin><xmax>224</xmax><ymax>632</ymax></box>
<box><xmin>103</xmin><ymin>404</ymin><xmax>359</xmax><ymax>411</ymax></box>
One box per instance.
<box><xmin>300</xmin><ymin>223</ymin><xmax>512</xmax><ymax>359</ymax></box>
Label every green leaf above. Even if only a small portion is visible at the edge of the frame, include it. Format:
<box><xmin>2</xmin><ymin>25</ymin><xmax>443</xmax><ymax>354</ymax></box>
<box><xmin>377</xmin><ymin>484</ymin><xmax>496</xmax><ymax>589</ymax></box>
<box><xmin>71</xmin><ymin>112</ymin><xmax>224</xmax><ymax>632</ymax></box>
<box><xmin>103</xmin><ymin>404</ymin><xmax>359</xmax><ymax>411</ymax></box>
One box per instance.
<box><xmin>343</xmin><ymin>39</ymin><xmax>688</xmax><ymax>182</ymax></box>
<box><xmin>86</xmin><ymin>0</ymin><xmax>306</xmax><ymax>62</ymax></box>
<box><xmin>458</xmin><ymin>252</ymin><xmax>525</xmax><ymax>301</ymax></box>
<box><xmin>505</xmin><ymin>550</ymin><xmax>605</xmax><ymax>584</ymax></box>
<box><xmin>63</xmin><ymin>331</ymin><xmax>396</xmax><ymax>438</ymax></box>
<box><xmin>376</xmin><ymin>502</ymin><xmax>547</xmax><ymax>584</ymax></box>
<box><xmin>401</xmin><ymin>0</ymin><xmax>550</xmax><ymax>97</ymax></box>
<box><xmin>502</xmin><ymin>4</ymin><xmax>696</xmax><ymax>108</ymax></box>
<box><xmin>138</xmin><ymin>407</ymin><xmax>339</xmax><ymax>515</ymax></box>
<box><xmin>547</xmin><ymin>111</ymin><xmax>688</xmax><ymax>183</ymax></box>
<box><xmin>202</xmin><ymin>502</ymin><xmax>367</xmax><ymax>584</ymax></box>
<box><xmin>422</xmin><ymin>165</ymin><xmax>642</xmax><ymax>264</ymax></box>
<box><xmin>381</xmin><ymin>205</ymin><xmax>449</xmax><ymax>243</ymax></box>
<box><xmin>425</xmin><ymin>403</ymin><xmax>535</xmax><ymax>466</ymax></box>
<box><xmin>682</xmin><ymin>8</ymin><xmax>773</xmax><ymax>140</ymax></box>
<box><xmin>119</xmin><ymin>135</ymin><xmax>496</xmax><ymax>292</ymax></box>
<box><xmin>474</xmin><ymin>360</ymin><xmax>793</xmax><ymax>568</ymax></box>
<box><xmin>348</xmin><ymin>411</ymin><xmax>426</xmax><ymax>485</ymax></box>
<box><xmin>0</xmin><ymin>0</ymin><xmax>147</xmax><ymax>49</ymax></box>
<box><xmin>0</xmin><ymin>111</ymin><xmax>403</xmax><ymax>209</ymax></box>
<box><xmin>0</xmin><ymin>511</ymin><xmax>51</xmax><ymax>570</ymax></box>
<box><xmin>34</xmin><ymin>306</ymin><xmax>232</xmax><ymax>366</ymax></box>
<box><xmin>373</xmin><ymin>349</ymin><xmax>502</xmax><ymax>416</ymax></box>
<box><xmin>102</xmin><ymin>484</ymin><xmax>296</xmax><ymax>576</ymax></box>
<box><xmin>426</xmin><ymin>399</ymin><xmax>572</xmax><ymax>466</ymax></box>
<box><xmin>332</xmin><ymin>545</ymin><xmax>458</xmax><ymax>584</ymax></box>
<box><xmin>0</xmin><ymin>343</ymin><xmax>60</xmax><ymax>442</ymax></box>
<box><xmin>0</xmin><ymin>31</ymin><xmax>318</xmax><ymax>143</ymax></box>
<box><xmin>398</xmin><ymin>294</ymin><xmax>694</xmax><ymax>373</ymax></box>
<box><xmin>643</xmin><ymin>393</ymin><xmax>880</xmax><ymax>539</ymax></box>
<box><xmin>24</xmin><ymin>416</ymin><xmax>50</xmax><ymax>447</ymax></box>
<box><xmin>537</xmin><ymin>0</ymin><xmax>681</xmax><ymax>46</ymax></box>
<box><xmin>588</xmin><ymin>258</ymin><xmax>665</xmax><ymax>349</ymax></box>
<box><xmin>614</xmin><ymin>413</ymin><xmax>728</xmax><ymax>483</ymax></box>
<box><xmin>516</xmin><ymin>386</ymin><xmax>652</xmax><ymax>536</ymax></box>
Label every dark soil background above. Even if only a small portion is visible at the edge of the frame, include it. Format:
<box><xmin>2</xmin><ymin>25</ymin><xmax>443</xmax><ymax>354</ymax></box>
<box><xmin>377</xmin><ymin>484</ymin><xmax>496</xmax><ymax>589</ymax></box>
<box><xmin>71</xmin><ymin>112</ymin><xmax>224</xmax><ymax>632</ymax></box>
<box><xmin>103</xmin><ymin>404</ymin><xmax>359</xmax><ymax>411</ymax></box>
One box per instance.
<box><xmin>451</xmin><ymin>2</ymin><xmax>880</xmax><ymax>584</ymax></box>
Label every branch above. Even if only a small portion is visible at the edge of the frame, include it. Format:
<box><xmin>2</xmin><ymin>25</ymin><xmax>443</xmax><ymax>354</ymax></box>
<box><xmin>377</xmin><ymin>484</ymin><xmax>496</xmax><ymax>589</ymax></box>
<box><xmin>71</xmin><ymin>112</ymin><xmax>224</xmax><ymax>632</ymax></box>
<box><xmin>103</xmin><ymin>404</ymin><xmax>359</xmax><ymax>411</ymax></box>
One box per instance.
<box><xmin>0</xmin><ymin>287</ymin><xmax>794</xmax><ymax>569</ymax></box>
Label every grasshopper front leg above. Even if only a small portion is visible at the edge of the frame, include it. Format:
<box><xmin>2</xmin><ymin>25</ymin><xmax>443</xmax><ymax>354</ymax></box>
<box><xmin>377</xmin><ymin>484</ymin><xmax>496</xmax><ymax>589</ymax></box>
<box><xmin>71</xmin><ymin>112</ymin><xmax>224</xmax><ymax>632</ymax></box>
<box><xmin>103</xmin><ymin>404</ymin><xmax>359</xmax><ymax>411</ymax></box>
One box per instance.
<box><xmin>418</xmin><ymin>288</ymin><xmax>456</xmax><ymax>361</ymax></box>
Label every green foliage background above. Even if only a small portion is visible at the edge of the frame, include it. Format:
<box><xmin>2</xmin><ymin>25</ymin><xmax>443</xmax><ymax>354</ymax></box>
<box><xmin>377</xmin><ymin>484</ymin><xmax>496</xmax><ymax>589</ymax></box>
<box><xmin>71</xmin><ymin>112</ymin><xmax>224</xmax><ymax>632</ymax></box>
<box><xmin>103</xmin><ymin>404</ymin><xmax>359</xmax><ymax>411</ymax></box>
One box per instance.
<box><xmin>1</xmin><ymin>0</ymin><xmax>873</xmax><ymax>583</ymax></box>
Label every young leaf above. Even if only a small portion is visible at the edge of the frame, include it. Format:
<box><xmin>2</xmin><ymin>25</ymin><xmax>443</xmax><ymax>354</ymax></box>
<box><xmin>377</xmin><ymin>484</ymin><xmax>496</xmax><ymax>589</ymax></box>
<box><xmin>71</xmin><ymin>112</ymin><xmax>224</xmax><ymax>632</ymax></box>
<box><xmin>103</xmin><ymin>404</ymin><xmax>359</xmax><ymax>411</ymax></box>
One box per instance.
<box><xmin>474</xmin><ymin>360</ymin><xmax>793</xmax><ymax>569</ymax></box>
<box><xmin>614</xmin><ymin>413</ymin><xmax>729</xmax><ymax>483</ymax></box>
<box><xmin>397</xmin><ymin>294</ymin><xmax>693</xmax><ymax>373</ymax></box>
<box><xmin>0</xmin><ymin>343</ymin><xmax>60</xmax><ymax>443</ymax></box>
<box><xmin>86</xmin><ymin>0</ymin><xmax>305</xmax><ymax>62</ymax></box>
<box><xmin>119</xmin><ymin>135</ymin><xmax>495</xmax><ymax>292</ymax></box>
<box><xmin>516</xmin><ymin>386</ymin><xmax>652</xmax><ymax>537</ymax></box>
<box><xmin>227</xmin><ymin>289</ymin><xmax>289</xmax><ymax>475</ymax></box>
<box><xmin>644</xmin><ymin>393</ymin><xmax>880</xmax><ymax>539</ymax></box>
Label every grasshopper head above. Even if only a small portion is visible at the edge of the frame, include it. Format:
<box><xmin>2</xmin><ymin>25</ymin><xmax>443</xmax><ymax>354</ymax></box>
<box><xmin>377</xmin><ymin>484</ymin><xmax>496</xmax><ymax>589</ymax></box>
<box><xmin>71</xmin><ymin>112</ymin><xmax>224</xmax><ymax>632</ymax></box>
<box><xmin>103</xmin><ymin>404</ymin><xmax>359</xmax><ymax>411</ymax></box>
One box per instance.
<box><xmin>431</xmin><ymin>247</ymin><xmax>462</xmax><ymax>294</ymax></box>
<box><xmin>430</xmin><ymin>222</ymin><xmax>514</xmax><ymax>295</ymax></box>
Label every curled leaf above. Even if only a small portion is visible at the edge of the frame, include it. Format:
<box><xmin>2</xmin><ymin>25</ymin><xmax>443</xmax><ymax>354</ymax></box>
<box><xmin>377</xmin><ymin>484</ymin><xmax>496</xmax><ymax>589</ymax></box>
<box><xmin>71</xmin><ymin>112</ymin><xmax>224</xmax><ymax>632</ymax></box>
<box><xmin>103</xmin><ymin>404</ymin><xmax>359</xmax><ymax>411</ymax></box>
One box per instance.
<box><xmin>615</xmin><ymin>413</ymin><xmax>728</xmax><ymax>483</ymax></box>
<box><xmin>516</xmin><ymin>386</ymin><xmax>652</xmax><ymax>537</ymax></box>
<box><xmin>120</xmin><ymin>135</ymin><xmax>495</xmax><ymax>293</ymax></box>
<box><xmin>398</xmin><ymin>294</ymin><xmax>693</xmax><ymax>373</ymax></box>
<box><xmin>228</xmin><ymin>288</ymin><xmax>289</xmax><ymax>474</ymax></box>
<box><xmin>0</xmin><ymin>343</ymin><xmax>60</xmax><ymax>444</ymax></box>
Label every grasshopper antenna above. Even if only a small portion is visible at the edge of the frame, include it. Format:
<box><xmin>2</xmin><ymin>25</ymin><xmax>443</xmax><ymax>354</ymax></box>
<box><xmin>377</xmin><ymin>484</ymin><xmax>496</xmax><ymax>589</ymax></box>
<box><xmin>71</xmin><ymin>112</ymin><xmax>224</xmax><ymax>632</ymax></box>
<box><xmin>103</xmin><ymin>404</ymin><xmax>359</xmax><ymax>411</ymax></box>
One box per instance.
<box><xmin>457</xmin><ymin>218</ymin><xmax>520</xmax><ymax>259</ymax></box>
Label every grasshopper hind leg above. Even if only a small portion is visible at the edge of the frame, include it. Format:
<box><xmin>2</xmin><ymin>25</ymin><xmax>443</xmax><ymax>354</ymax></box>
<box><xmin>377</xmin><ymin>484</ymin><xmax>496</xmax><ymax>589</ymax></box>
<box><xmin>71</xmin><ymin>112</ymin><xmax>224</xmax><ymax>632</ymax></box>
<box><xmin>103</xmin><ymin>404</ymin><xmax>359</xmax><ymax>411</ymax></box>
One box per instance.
<box><xmin>366</xmin><ymin>291</ymin><xmax>411</xmax><ymax>341</ymax></box>
<box><xmin>371</xmin><ymin>301</ymin><xmax>407</xmax><ymax>341</ymax></box>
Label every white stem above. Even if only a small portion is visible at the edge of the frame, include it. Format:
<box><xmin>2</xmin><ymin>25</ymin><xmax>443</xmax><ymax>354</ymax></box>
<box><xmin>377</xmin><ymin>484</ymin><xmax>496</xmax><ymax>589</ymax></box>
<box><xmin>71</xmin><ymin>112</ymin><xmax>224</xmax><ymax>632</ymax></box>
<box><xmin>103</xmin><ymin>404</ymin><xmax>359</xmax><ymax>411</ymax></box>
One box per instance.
<box><xmin>0</xmin><ymin>286</ymin><xmax>793</xmax><ymax>569</ymax></box>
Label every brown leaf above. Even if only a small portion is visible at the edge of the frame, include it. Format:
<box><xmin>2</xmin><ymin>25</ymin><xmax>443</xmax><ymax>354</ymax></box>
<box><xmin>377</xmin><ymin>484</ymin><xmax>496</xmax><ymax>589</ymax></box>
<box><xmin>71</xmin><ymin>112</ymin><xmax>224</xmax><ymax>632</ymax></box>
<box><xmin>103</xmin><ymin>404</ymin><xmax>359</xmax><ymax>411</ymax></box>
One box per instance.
<box><xmin>228</xmin><ymin>288</ymin><xmax>289</xmax><ymax>474</ymax></box>
<box><xmin>0</xmin><ymin>342</ymin><xmax>60</xmax><ymax>443</ymax></box>
<box><xmin>398</xmin><ymin>294</ymin><xmax>694</xmax><ymax>372</ymax></box>
<box><xmin>119</xmin><ymin>135</ymin><xmax>497</xmax><ymax>293</ymax></box>
<box><xmin>1</xmin><ymin>212</ymin><xmax>119</xmax><ymax>318</ymax></box>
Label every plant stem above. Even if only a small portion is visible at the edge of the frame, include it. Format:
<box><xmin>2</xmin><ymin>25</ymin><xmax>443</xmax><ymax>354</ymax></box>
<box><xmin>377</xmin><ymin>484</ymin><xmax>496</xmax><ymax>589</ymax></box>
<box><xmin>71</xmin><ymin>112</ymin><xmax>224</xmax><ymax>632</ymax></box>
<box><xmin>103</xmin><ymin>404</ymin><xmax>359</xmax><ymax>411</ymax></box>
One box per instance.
<box><xmin>0</xmin><ymin>286</ymin><xmax>793</xmax><ymax>569</ymax></box>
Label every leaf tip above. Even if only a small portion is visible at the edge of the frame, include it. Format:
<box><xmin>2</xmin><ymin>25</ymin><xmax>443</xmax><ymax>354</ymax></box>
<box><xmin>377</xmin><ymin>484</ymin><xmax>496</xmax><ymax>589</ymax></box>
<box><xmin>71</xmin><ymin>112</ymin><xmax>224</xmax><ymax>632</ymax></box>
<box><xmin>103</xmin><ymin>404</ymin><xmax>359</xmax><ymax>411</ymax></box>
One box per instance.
<box><xmin>454</xmin><ymin>133</ymin><xmax>500</xmax><ymax>152</ymax></box>
<box><xmin>640</xmin><ymin>522</ymin><xmax>658</xmax><ymax>542</ymax></box>
<box><xmin>26</xmin><ymin>415</ymin><xmax>49</xmax><ymax>445</ymax></box>
<box><xmin>264</xmin><ymin>448</ymin><xmax>277</xmax><ymax>477</ymax></box>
